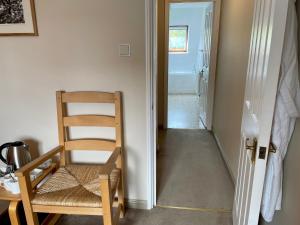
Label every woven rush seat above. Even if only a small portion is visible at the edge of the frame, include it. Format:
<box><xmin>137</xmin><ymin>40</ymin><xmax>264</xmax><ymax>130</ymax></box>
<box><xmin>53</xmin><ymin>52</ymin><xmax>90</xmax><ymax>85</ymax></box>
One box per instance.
<box><xmin>32</xmin><ymin>165</ymin><xmax>120</xmax><ymax>208</ymax></box>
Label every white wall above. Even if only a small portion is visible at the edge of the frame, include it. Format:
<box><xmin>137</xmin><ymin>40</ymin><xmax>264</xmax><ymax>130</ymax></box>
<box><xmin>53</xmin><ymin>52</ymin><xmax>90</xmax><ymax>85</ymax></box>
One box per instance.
<box><xmin>168</xmin><ymin>72</ymin><xmax>198</xmax><ymax>94</ymax></box>
<box><xmin>168</xmin><ymin>5</ymin><xmax>205</xmax><ymax>74</ymax></box>
<box><xmin>0</xmin><ymin>0</ymin><xmax>148</xmax><ymax>203</ymax></box>
<box><xmin>213</xmin><ymin>0</ymin><xmax>254</xmax><ymax>179</ymax></box>
<box><xmin>168</xmin><ymin>4</ymin><xmax>206</xmax><ymax>94</ymax></box>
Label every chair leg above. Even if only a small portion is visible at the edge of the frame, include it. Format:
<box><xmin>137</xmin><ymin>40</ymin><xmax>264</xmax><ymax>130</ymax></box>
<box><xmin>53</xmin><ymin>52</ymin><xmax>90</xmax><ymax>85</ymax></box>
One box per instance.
<box><xmin>117</xmin><ymin>177</ymin><xmax>125</xmax><ymax>218</ymax></box>
<box><xmin>9</xmin><ymin>201</ymin><xmax>21</xmax><ymax>225</ymax></box>
<box><xmin>100</xmin><ymin>176</ymin><xmax>114</xmax><ymax>225</ymax></box>
<box><xmin>116</xmin><ymin>155</ymin><xmax>125</xmax><ymax>218</ymax></box>
<box><xmin>24</xmin><ymin>212</ymin><xmax>39</xmax><ymax>225</ymax></box>
<box><xmin>18</xmin><ymin>176</ymin><xmax>39</xmax><ymax>225</ymax></box>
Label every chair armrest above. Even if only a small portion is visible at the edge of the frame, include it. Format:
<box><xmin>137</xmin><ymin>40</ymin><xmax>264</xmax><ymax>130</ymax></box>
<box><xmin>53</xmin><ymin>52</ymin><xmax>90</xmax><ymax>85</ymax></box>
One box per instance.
<box><xmin>100</xmin><ymin>147</ymin><xmax>121</xmax><ymax>179</ymax></box>
<box><xmin>15</xmin><ymin>145</ymin><xmax>63</xmax><ymax>177</ymax></box>
<box><xmin>31</xmin><ymin>163</ymin><xmax>57</xmax><ymax>188</ymax></box>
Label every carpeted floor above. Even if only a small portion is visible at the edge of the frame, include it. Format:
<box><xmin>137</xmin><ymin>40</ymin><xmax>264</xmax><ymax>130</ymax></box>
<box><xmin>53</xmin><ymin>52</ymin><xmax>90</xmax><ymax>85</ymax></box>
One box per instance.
<box><xmin>157</xmin><ymin>129</ymin><xmax>234</xmax><ymax>209</ymax></box>
<box><xmin>56</xmin><ymin>207</ymin><xmax>232</xmax><ymax>225</ymax></box>
<box><xmin>0</xmin><ymin>201</ymin><xmax>8</xmax><ymax>215</ymax></box>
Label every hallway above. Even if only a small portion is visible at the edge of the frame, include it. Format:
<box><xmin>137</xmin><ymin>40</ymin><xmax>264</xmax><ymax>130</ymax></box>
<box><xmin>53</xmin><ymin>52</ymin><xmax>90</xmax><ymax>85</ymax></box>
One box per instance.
<box><xmin>157</xmin><ymin>129</ymin><xmax>234</xmax><ymax>209</ymax></box>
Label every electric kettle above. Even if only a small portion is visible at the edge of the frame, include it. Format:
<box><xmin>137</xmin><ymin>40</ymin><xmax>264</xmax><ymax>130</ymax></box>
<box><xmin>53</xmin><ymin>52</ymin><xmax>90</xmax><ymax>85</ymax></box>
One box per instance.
<box><xmin>0</xmin><ymin>141</ymin><xmax>32</xmax><ymax>171</ymax></box>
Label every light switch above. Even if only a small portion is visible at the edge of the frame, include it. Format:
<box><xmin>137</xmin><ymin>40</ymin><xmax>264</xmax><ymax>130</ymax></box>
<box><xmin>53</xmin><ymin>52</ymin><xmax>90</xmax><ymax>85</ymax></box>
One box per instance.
<box><xmin>119</xmin><ymin>44</ymin><xmax>131</xmax><ymax>57</ymax></box>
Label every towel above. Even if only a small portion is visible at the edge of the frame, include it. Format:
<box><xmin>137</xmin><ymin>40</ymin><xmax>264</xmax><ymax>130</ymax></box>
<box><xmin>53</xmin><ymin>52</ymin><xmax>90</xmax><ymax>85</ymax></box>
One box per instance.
<box><xmin>261</xmin><ymin>0</ymin><xmax>300</xmax><ymax>222</ymax></box>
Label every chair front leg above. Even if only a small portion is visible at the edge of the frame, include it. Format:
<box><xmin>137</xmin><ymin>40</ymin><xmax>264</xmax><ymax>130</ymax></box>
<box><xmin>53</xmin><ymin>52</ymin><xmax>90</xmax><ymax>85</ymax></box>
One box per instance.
<box><xmin>116</xmin><ymin>156</ymin><xmax>125</xmax><ymax>218</ymax></box>
<box><xmin>18</xmin><ymin>175</ymin><xmax>39</xmax><ymax>225</ymax></box>
<box><xmin>9</xmin><ymin>201</ymin><xmax>21</xmax><ymax>225</ymax></box>
<box><xmin>117</xmin><ymin>173</ymin><xmax>125</xmax><ymax>218</ymax></box>
<box><xmin>100</xmin><ymin>175</ymin><xmax>114</xmax><ymax>225</ymax></box>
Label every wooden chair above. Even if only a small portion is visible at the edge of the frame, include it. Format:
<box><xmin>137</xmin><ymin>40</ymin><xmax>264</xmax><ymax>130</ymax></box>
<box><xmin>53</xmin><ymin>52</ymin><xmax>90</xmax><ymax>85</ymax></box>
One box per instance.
<box><xmin>15</xmin><ymin>91</ymin><xmax>125</xmax><ymax>225</ymax></box>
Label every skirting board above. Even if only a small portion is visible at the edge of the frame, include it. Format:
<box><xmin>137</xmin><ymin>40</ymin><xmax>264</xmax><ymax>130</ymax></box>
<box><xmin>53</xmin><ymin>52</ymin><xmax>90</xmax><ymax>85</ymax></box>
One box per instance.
<box><xmin>212</xmin><ymin>132</ymin><xmax>236</xmax><ymax>186</ymax></box>
<box><xmin>126</xmin><ymin>199</ymin><xmax>148</xmax><ymax>210</ymax></box>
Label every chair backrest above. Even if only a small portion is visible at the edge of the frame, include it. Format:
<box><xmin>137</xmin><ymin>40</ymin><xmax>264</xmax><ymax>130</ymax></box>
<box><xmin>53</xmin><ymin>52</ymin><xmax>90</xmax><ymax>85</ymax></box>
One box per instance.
<box><xmin>56</xmin><ymin>91</ymin><xmax>123</xmax><ymax>166</ymax></box>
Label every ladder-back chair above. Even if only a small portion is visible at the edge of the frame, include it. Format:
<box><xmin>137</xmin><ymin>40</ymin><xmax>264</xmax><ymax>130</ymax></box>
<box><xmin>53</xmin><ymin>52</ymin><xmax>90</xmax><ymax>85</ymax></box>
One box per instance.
<box><xmin>16</xmin><ymin>91</ymin><xmax>125</xmax><ymax>225</ymax></box>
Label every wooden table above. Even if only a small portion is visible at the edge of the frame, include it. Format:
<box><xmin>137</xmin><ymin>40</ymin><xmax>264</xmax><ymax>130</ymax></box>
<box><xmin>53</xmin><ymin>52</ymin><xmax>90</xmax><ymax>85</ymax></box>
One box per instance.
<box><xmin>0</xmin><ymin>164</ymin><xmax>61</xmax><ymax>225</ymax></box>
<box><xmin>0</xmin><ymin>185</ymin><xmax>22</xmax><ymax>224</ymax></box>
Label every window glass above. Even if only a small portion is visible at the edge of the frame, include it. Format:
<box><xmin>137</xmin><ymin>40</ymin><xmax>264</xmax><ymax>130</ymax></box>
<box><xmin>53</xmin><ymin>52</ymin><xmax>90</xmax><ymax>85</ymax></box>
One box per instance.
<box><xmin>169</xmin><ymin>26</ymin><xmax>188</xmax><ymax>53</ymax></box>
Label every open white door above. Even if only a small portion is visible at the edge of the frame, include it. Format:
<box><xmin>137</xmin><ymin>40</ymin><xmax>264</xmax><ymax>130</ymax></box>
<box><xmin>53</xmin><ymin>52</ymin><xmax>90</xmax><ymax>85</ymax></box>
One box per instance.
<box><xmin>199</xmin><ymin>5</ymin><xmax>213</xmax><ymax>128</ymax></box>
<box><xmin>233</xmin><ymin>0</ymin><xmax>289</xmax><ymax>225</ymax></box>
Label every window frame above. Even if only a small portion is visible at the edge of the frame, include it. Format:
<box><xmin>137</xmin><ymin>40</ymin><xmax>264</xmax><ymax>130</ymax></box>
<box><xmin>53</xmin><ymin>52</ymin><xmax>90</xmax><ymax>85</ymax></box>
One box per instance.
<box><xmin>168</xmin><ymin>25</ymin><xmax>189</xmax><ymax>54</ymax></box>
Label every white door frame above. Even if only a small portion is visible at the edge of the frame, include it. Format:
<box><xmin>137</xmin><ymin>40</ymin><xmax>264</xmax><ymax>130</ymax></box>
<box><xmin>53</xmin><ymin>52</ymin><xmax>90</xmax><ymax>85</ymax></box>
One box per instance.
<box><xmin>163</xmin><ymin>0</ymin><xmax>221</xmax><ymax>130</ymax></box>
<box><xmin>145</xmin><ymin>0</ymin><xmax>221</xmax><ymax>209</ymax></box>
<box><xmin>145</xmin><ymin>0</ymin><xmax>157</xmax><ymax>209</ymax></box>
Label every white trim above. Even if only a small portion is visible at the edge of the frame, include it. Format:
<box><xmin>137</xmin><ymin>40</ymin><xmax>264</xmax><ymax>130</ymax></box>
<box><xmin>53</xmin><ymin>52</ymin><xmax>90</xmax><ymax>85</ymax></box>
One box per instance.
<box><xmin>163</xmin><ymin>0</ymin><xmax>170</xmax><ymax>128</ymax></box>
<box><xmin>212</xmin><ymin>132</ymin><xmax>236</xmax><ymax>185</ymax></box>
<box><xmin>205</xmin><ymin>0</ymin><xmax>221</xmax><ymax>130</ymax></box>
<box><xmin>145</xmin><ymin>0</ymin><xmax>157</xmax><ymax>209</ymax></box>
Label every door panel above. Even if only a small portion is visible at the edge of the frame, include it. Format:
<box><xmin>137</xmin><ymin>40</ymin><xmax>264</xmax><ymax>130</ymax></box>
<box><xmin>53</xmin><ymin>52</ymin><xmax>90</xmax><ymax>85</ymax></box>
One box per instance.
<box><xmin>199</xmin><ymin>68</ymin><xmax>208</xmax><ymax>126</ymax></box>
<box><xmin>233</xmin><ymin>0</ymin><xmax>288</xmax><ymax>225</ymax></box>
<box><xmin>199</xmin><ymin>5</ymin><xmax>213</xmax><ymax>127</ymax></box>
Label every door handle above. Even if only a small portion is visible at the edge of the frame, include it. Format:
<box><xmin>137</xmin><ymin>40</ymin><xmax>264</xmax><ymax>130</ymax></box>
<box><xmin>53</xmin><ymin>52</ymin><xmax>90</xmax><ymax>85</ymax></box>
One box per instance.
<box><xmin>245</xmin><ymin>138</ymin><xmax>257</xmax><ymax>150</ymax></box>
<box><xmin>245</xmin><ymin>138</ymin><xmax>276</xmax><ymax>163</ymax></box>
<box><xmin>245</xmin><ymin>138</ymin><xmax>257</xmax><ymax>163</ymax></box>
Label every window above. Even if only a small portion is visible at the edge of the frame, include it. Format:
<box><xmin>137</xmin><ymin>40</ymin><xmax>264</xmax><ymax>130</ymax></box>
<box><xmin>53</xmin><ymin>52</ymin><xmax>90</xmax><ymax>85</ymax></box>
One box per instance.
<box><xmin>169</xmin><ymin>25</ymin><xmax>189</xmax><ymax>53</ymax></box>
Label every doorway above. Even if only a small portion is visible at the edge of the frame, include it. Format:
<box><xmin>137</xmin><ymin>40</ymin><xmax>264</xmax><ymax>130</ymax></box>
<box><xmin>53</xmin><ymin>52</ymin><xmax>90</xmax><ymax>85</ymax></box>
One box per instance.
<box><xmin>155</xmin><ymin>0</ymin><xmax>234</xmax><ymax>212</ymax></box>
<box><xmin>158</xmin><ymin>0</ymin><xmax>221</xmax><ymax>130</ymax></box>
<box><xmin>167</xmin><ymin>2</ymin><xmax>212</xmax><ymax>129</ymax></box>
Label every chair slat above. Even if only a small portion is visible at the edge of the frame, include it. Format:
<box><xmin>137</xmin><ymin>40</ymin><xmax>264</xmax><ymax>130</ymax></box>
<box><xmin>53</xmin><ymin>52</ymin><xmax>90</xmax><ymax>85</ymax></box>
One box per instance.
<box><xmin>63</xmin><ymin>115</ymin><xmax>115</xmax><ymax>127</ymax></box>
<box><xmin>32</xmin><ymin>205</ymin><xmax>103</xmax><ymax>216</ymax></box>
<box><xmin>65</xmin><ymin>139</ymin><xmax>116</xmax><ymax>151</ymax></box>
<box><xmin>62</xmin><ymin>92</ymin><xmax>115</xmax><ymax>103</ymax></box>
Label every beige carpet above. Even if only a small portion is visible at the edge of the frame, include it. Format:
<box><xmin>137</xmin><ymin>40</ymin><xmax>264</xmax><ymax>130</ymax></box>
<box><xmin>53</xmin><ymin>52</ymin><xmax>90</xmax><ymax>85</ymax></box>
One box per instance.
<box><xmin>157</xmin><ymin>129</ymin><xmax>234</xmax><ymax>210</ymax></box>
<box><xmin>56</xmin><ymin>207</ymin><xmax>232</xmax><ymax>225</ymax></box>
